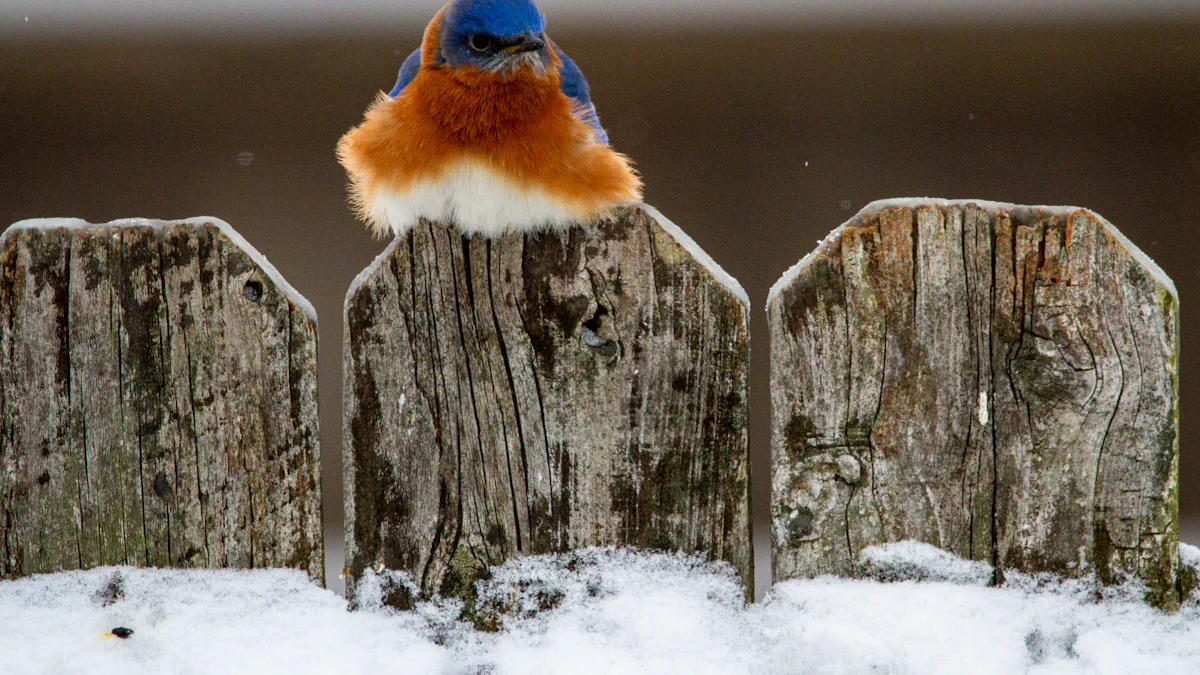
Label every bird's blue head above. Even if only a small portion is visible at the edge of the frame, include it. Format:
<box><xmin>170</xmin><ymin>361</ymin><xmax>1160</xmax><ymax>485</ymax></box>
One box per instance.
<box><xmin>439</xmin><ymin>0</ymin><xmax>551</xmax><ymax>73</ymax></box>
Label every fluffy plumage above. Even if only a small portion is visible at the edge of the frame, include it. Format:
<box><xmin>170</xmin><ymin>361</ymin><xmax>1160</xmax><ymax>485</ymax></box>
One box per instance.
<box><xmin>338</xmin><ymin>0</ymin><xmax>641</xmax><ymax>238</ymax></box>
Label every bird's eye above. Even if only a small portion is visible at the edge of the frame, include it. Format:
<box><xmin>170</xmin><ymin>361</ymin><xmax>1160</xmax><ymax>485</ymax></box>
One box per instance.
<box><xmin>468</xmin><ymin>34</ymin><xmax>493</xmax><ymax>53</ymax></box>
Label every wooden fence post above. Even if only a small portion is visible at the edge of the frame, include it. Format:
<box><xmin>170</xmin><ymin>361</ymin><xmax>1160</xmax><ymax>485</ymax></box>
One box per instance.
<box><xmin>0</xmin><ymin>218</ymin><xmax>322</xmax><ymax>583</ymax></box>
<box><xmin>769</xmin><ymin>200</ymin><xmax>1181</xmax><ymax>608</ymax></box>
<box><xmin>344</xmin><ymin>204</ymin><xmax>751</xmax><ymax>603</ymax></box>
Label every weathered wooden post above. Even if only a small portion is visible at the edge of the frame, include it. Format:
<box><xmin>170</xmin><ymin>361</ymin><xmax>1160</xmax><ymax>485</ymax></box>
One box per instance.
<box><xmin>0</xmin><ymin>218</ymin><xmax>323</xmax><ymax>582</ymax></box>
<box><xmin>344</xmin><ymin>204</ymin><xmax>751</xmax><ymax>602</ymax></box>
<box><xmin>770</xmin><ymin>200</ymin><xmax>1181</xmax><ymax>607</ymax></box>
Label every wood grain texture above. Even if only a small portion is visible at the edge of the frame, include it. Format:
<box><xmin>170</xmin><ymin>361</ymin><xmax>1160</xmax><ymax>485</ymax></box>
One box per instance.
<box><xmin>0</xmin><ymin>219</ymin><xmax>322</xmax><ymax>582</ymax></box>
<box><xmin>770</xmin><ymin>201</ymin><xmax>1181</xmax><ymax>607</ymax></box>
<box><xmin>344</xmin><ymin>205</ymin><xmax>751</xmax><ymax>601</ymax></box>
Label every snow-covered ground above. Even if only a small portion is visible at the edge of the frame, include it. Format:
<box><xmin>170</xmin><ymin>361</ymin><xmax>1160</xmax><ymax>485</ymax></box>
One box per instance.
<box><xmin>2</xmin><ymin>544</ymin><xmax>1198</xmax><ymax>675</ymax></box>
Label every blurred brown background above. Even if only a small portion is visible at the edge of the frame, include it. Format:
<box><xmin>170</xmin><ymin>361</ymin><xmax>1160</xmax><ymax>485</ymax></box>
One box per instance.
<box><xmin>3</xmin><ymin>10</ymin><xmax>1198</xmax><ymax>596</ymax></box>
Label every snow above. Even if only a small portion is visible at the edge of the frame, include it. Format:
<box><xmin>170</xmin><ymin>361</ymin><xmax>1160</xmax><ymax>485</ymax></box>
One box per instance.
<box><xmin>4</xmin><ymin>217</ymin><xmax>318</xmax><ymax>325</ymax></box>
<box><xmin>639</xmin><ymin>204</ymin><xmax>750</xmax><ymax>309</ymax></box>
<box><xmin>0</xmin><ymin>567</ymin><xmax>446</xmax><ymax>675</ymax></box>
<box><xmin>768</xmin><ymin>225</ymin><xmax>841</xmax><ymax>309</ymax></box>
<box><xmin>859</xmin><ymin>540</ymin><xmax>993</xmax><ymax>585</ymax></box>
<box><xmin>345</xmin><ymin>232</ymin><xmax>404</xmax><ymax>312</ymax></box>
<box><xmin>766</xmin><ymin>198</ymin><xmax>1176</xmax><ymax>308</ymax></box>
<box><xmin>3</xmin><ymin>544</ymin><xmax>1198</xmax><ymax>674</ymax></box>
<box><xmin>1089</xmin><ymin>210</ymin><xmax>1178</xmax><ymax>300</ymax></box>
<box><xmin>1183</xmin><ymin>543</ymin><xmax>1200</xmax><ymax>570</ymax></box>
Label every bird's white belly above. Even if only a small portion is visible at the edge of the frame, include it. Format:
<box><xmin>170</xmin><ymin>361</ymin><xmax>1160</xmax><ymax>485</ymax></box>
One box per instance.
<box><xmin>367</xmin><ymin>160</ymin><xmax>589</xmax><ymax>238</ymax></box>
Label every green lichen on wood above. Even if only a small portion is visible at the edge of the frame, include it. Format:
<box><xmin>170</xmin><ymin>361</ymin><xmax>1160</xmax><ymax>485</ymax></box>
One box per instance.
<box><xmin>343</xmin><ymin>205</ymin><xmax>752</xmax><ymax>607</ymax></box>
<box><xmin>0</xmin><ymin>219</ymin><xmax>322</xmax><ymax>583</ymax></box>
<box><xmin>771</xmin><ymin>201</ymin><xmax>1182</xmax><ymax>609</ymax></box>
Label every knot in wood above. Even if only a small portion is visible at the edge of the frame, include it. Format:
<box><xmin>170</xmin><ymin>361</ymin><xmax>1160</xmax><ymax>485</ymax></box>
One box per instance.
<box><xmin>768</xmin><ymin>199</ymin><xmax>1181</xmax><ymax>608</ymax></box>
<box><xmin>787</xmin><ymin>508</ymin><xmax>816</xmax><ymax>546</ymax></box>
<box><xmin>581</xmin><ymin>304</ymin><xmax>619</xmax><ymax>358</ymax></box>
<box><xmin>242</xmin><ymin>279</ymin><xmax>264</xmax><ymax>303</ymax></box>
<box><xmin>835</xmin><ymin>454</ymin><xmax>864</xmax><ymax>485</ymax></box>
<box><xmin>342</xmin><ymin>206</ymin><xmax>753</xmax><ymax>601</ymax></box>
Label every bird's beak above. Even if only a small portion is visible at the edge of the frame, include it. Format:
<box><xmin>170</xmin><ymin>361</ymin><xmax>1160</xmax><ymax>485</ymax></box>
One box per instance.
<box><xmin>502</xmin><ymin>35</ymin><xmax>546</xmax><ymax>55</ymax></box>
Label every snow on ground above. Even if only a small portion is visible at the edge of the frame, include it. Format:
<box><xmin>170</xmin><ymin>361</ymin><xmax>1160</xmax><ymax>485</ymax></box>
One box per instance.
<box><xmin>2</xmin><ymin>544</ymin><xmax>1198</xmax><ymax>675</ymax></box>
<box><xmin>858</xmin><ymin>539</ymin><xmax>993</xmax><ymax>585</ymax></box>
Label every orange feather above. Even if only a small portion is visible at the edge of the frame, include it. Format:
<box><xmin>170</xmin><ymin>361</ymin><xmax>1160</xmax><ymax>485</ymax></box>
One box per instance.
<box><xmin>337</xmin><ymin>9</ymin><xmax>642</xmax><ymax>236</ymax></box>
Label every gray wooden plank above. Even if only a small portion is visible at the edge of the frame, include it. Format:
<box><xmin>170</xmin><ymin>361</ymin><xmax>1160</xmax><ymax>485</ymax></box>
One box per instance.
<box><xmin>345</xmin><ymin>205</ymin><xmax>752</xmax><ymax>602</ymax></box>
<box><xmin>770</xmin><ymin>200</ymin><xmax>1181</xmax><ymax>607</ymax></box>
<box><xmin>0</xmin><ymin>228</ymin><xmax>79</xmax><ymax>575</ymax></box>
<box><xmin>0</xmin><ymin>218</ymin><xmax>322</xmax><ymax>583</ymax></box>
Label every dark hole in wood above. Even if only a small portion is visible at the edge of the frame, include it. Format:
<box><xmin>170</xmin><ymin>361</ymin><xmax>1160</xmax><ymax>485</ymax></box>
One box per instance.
<box><xmin>153</xmin><ymin>471</ymin><xmax>171</xmax><ymax>500</ymax></box>
<box><xmin>243</xmin><ymin>279</ymin><xmax>264</xmax><ymax>303</ymax></box>
<box><xmin>787</xmin><ymin>507</ymin><xmax>815</xmax><ymax>546</ymax></box>
<box><xmin>582</xmin><ymin>305</ymin><xmax>608</xmax><ymax>333</ymax></box>
<box><xmin>581</xmin><ymin>305</ymin><xmax>618</xmax><ymax>357</ymax></box>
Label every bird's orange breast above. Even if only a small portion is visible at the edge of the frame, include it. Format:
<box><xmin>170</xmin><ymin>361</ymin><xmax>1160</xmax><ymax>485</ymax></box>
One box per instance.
<box><xmin>337</xmin><ymin>50</ymin><xmax>641</xmax><ymax>222</ymax></box>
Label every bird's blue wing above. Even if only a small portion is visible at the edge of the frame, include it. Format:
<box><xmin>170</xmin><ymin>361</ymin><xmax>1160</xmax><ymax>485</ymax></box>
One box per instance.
<box><xmin>388</xmin><ymin>49</ymin><xmax>422</xmax><ymax>98</ymax></box>
<box><xmin>551</xmin><ymin>41</ymin><xmax>609</xmax><ymax>146</ymax></box>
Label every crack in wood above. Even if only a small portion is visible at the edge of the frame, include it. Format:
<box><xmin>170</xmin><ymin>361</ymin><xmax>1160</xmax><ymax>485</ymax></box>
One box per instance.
<box><xmin>345</xmin><ymin>206</ymin><xmax>752</xmax><ymax>603</ymax></box>
<box><xmin>770</xmin><ymin>201</ymin><xmax>1181</xmax><ymax>608</ymax></box>
<box><xmin>0</xmin><ymin>220</ymin><xmax>321</xmax><ymax>583</ymax></box>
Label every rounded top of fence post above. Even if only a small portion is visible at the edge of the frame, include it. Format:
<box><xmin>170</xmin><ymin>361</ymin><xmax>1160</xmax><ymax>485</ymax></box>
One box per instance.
<box><xmin>0</xmin><ymin>215</ymin><xmax>323</xmax><ymax>582</ymax></box>
<box><xmin>3</xmin><ymin>216</ymin><xmax>317</xmax><ymax>327</ymax></box>
<box><xmin>768</xmin><ymin>199</ymin><xmax>1177</xmax><ymax>311</ymax></box>
<box><xmin>344</xmin><ymin>203</ymin><xmax>750</xmax><ymax>315</ymax></box>
<box><xmin>633</xmin><ymin>204</ymin><xmax>750</xmax><ymax>310</ymax></box>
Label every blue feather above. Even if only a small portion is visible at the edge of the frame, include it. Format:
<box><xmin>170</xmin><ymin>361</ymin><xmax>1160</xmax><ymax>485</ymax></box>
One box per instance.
<box><xmin>445</xmin><ymin>0</ymin><xmax>545</xmax><ymax>41</ymax></box>
<box><xmin>388</xmin><ymin>49</ymin><xmax>422</xmax><ymax>98</ymax></box>
<box><xmin>390</xmin><ymin>1</ymin><xmax>610</xmax><ymax>146</ymax></box>
<box><xmin>552</xmin><ymin>41</ymin><xmax>609</xmax><ymax>146</ymax></box>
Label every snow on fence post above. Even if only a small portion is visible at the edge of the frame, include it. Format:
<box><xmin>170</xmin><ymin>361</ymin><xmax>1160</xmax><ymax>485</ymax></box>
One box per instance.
<box><xmin>769</xmin><ymin>200</ymin><xmax>1182</xmax><ymax>608</ymax></box>
<box><xmin>344</xmin><ymin>204</ymin><xmax>752</xmax><ymax>604</ymax></box>
<box><xmin>0</xmin><ymin>218</ymin><xmax>323</xmax><ymax>583</ymax></box>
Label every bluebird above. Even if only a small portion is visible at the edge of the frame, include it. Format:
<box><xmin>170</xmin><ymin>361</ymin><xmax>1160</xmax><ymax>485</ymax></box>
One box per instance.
<box><xmin>337</xmin><ymin>0</ymin><xmax>643</xmax><ymax>238</ymax></box>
